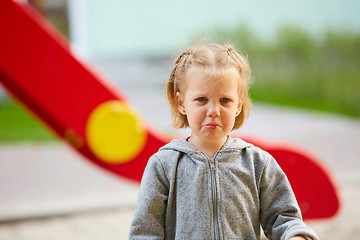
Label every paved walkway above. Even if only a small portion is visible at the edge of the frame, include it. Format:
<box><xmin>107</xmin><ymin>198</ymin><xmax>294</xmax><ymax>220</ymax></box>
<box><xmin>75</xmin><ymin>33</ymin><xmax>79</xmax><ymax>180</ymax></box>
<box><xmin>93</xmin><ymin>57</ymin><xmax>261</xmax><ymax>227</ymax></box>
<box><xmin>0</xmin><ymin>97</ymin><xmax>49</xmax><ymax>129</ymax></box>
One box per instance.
<box><xmin>0</xmin><ymin>60</ymin><xmax>359</xmax><ymax>239</ymax></box>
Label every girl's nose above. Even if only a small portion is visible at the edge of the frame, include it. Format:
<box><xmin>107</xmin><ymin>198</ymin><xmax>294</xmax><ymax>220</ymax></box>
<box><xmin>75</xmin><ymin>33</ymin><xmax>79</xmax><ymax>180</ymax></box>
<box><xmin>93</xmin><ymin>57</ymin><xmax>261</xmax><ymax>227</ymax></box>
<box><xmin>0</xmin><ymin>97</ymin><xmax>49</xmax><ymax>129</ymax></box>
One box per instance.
<box><xmin>207</xmin><ymin>103</ymin><xmax>220</xmax><ymax>117</ymax></box>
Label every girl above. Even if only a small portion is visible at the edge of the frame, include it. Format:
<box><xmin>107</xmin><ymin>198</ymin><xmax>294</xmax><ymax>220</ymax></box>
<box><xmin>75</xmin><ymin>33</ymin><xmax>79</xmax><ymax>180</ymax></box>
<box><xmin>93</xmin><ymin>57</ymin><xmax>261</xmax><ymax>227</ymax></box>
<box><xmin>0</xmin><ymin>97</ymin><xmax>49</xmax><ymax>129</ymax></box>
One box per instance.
<box><xmin>129</xmin><ymin>44</ymin><xmax>318</xmax><ymax>240</ymax></box>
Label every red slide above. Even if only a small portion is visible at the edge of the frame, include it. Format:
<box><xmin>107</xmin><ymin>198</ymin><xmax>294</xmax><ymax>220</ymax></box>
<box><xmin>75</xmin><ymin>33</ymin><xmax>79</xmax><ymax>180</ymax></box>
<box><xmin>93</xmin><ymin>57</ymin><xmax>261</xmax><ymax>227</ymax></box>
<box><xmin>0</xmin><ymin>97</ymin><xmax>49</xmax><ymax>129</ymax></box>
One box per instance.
<box><xmin>0</xmin><ymin>0</ymin><xmax>339</xmax><ymax>220</ymax></box>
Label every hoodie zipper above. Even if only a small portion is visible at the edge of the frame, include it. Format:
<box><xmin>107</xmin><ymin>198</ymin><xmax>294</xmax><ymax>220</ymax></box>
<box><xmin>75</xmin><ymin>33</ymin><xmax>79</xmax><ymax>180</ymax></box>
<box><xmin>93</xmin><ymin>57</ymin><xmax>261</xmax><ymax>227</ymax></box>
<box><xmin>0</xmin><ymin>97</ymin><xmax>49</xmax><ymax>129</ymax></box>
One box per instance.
<box><xmin>206</xmin><ymin>154</ymin><xmax>220</xmax><ymax>240</ymax></box>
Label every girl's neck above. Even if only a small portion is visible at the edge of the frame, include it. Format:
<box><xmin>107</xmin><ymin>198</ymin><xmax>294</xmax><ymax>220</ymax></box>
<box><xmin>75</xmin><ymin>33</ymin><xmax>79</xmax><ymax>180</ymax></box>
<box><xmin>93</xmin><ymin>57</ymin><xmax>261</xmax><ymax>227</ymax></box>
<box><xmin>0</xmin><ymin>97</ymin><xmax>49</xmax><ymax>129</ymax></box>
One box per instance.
<box><xmin>188</xmin><ymin>135</ymin><xmax>228</xmax><ymax>159</ymax></box>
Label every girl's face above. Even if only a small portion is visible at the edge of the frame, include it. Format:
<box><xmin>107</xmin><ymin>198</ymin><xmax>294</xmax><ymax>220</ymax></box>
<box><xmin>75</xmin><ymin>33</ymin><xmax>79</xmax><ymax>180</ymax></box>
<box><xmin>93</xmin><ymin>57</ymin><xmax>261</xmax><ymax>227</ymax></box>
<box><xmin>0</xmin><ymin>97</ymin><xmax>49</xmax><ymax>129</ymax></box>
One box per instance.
<box><xmin>177</xmin><ymin>68</ymin><xmax>242</xmax><ymax>152</ymax></box>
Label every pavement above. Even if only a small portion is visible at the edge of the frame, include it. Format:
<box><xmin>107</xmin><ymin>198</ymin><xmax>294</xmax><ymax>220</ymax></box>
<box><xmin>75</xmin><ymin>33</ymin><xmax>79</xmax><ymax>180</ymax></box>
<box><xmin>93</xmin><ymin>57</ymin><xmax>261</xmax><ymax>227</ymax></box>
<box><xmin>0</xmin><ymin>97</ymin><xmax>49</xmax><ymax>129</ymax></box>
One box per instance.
<box><xmin>0</xmin><ymin>59</ymin><xmax>360</xmax><ymax>239</ymax></box>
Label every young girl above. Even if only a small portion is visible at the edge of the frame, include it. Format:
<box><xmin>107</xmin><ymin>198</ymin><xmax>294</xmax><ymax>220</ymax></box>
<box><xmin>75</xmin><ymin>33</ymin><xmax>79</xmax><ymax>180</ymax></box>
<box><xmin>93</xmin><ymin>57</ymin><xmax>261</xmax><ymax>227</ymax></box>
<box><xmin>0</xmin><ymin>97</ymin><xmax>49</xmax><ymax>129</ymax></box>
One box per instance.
<box><xmin>129</xmin><ymin>44</ymin><xmax>318</xmax><ymax>240</ymax></box>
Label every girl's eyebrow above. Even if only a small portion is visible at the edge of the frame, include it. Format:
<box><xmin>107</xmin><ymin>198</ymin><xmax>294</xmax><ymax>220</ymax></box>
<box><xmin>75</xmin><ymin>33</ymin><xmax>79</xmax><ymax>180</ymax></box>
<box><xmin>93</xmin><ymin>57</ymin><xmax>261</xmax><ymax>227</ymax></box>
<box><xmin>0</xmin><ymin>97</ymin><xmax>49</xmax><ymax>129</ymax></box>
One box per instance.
<box><xmin>190</xmin><ymin>90</ymin><xmax>208</xmax><ymax>96</ymax></box>
<box><xmin>221</xmin><ymin>92</ymin><xmax>237</xmax><ymax>97</ymax></box>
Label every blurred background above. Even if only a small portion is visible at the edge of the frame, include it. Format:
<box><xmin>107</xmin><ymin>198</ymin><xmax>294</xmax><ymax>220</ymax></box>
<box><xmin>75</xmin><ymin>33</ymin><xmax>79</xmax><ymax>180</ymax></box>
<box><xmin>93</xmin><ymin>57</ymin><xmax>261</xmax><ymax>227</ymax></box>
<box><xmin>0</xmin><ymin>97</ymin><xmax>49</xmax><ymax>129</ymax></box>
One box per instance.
<box><xmin>0</xmin><ymin>0</ymin><xmax>359</xmax><ymax>239</ymax></box>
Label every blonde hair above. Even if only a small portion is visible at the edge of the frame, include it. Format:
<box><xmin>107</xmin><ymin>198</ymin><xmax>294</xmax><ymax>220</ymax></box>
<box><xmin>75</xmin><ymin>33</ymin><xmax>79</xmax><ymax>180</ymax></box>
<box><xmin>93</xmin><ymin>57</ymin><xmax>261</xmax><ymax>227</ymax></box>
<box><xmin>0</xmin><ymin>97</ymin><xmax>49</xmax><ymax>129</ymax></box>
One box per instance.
<box><xmin>166</xmin><ymin>43</ymin><xmax>252</xmax><ymax>130</ymax></box>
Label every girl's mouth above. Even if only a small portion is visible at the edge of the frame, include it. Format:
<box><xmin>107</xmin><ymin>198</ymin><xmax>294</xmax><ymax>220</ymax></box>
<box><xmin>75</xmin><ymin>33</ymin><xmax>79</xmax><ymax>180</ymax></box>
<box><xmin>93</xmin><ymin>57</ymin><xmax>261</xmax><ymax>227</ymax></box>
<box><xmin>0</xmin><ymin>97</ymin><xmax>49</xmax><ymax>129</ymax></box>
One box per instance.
<box><xmin>203</xmin><ymin>123</ymin><xmax>221</xmax><ymax>130</ymax></box>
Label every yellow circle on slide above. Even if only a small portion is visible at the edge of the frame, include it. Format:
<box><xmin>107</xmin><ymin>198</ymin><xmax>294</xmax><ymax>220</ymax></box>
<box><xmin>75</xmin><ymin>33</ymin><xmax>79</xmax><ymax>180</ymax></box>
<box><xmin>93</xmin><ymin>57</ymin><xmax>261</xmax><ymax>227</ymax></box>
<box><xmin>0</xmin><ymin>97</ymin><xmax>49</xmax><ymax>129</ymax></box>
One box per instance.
<box><xmin>86</xmin><ymin>100</ymin><xmax>147</xmax><ymax>164</ymax></box>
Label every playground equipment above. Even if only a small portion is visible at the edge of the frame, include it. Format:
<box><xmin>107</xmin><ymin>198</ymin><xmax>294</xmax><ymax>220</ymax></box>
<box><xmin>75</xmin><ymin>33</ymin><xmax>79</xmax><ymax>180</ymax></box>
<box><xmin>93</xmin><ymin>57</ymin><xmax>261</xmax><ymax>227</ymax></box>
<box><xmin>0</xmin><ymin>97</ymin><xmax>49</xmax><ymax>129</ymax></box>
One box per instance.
<box><xmin>0</xmin><ymin>0</ymin><xmax>339</xmax><ymax>220</ymax></box>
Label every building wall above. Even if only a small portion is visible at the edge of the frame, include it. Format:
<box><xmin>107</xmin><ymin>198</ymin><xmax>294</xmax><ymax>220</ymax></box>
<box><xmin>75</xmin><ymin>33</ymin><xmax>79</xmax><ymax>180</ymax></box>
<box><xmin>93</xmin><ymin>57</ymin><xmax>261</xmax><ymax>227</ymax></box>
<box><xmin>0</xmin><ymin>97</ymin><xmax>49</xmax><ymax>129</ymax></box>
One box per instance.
<box><xmin>67</xmin><ymin>0</ymin><xmax>360</xmax><ymax>60</ymax></box>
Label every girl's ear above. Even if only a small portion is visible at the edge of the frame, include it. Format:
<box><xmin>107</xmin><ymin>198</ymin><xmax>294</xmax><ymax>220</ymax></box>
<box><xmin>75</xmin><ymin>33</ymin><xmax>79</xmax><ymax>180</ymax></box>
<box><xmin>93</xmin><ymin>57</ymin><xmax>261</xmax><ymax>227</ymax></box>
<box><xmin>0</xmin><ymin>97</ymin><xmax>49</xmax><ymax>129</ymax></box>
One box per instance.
<box><xmin>236</xmin><ymin>101</ymin><xmax>243</xmax><ymax>116</ymax></box>
<box><xmin>176</xmin><ymin>92</ymin><xmax>186</xmax><ymax>115</ymax></box>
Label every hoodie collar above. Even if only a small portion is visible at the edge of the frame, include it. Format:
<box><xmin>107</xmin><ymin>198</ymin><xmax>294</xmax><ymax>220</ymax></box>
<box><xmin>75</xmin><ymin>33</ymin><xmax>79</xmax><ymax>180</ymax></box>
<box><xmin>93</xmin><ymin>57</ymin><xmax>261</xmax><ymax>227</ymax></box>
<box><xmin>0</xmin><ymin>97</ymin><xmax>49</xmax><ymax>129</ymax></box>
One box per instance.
<box><xmin>160</xmin><ymin>136</ymin><xmax>253</xmax><ymax>157</ymax></box>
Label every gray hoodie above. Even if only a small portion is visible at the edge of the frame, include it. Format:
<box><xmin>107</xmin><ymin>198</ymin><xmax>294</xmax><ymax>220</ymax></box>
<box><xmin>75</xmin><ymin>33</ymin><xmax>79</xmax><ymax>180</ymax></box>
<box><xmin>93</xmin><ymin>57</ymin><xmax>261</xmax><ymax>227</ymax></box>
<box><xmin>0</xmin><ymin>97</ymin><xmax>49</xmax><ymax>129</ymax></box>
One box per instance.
<box><xmin>129</xmin><ymin>137</ymin><xmax>319</xmax><ymax>240</ymax></box>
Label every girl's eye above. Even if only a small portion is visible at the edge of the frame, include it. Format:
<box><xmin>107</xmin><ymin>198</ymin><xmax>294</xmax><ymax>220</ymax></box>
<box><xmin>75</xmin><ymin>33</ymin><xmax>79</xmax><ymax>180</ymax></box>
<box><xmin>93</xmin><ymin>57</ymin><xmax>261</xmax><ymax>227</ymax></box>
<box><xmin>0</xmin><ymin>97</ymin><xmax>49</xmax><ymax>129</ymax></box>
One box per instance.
<box><xmin>221</xmin><ymin>98</ymin><xmax>231</xmax><ymax>103</ymax></box>
<box><xmin>196</xmin><ymin>97</ymin><xmax>207</xmax><ymax>102</ymax></box>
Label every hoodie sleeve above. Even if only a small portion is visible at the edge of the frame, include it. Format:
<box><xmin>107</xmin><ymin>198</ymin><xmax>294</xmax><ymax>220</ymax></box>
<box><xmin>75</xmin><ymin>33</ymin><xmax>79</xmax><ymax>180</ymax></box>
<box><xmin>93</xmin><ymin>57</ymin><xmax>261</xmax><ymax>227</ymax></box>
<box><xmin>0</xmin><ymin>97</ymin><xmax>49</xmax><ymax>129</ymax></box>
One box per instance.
<box><xmin>129</xmin><ymin>155</ymin><xmax>169</xmax><ymax>240</ymax></box>
<box><xmin>259</xmin><ymin>153</ymin><xmax>319</xmax><ymax>240</ymax></box>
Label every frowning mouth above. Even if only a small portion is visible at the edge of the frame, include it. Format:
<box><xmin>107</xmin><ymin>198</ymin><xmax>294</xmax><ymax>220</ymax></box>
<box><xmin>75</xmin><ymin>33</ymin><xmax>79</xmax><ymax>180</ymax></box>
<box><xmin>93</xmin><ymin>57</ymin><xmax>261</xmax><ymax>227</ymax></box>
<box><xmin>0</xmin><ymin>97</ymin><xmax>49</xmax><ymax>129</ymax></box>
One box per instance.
<box><xmin>203</xmin><ymin>123</ymin><xmax>221</xmax><ymax>130</ymax></box>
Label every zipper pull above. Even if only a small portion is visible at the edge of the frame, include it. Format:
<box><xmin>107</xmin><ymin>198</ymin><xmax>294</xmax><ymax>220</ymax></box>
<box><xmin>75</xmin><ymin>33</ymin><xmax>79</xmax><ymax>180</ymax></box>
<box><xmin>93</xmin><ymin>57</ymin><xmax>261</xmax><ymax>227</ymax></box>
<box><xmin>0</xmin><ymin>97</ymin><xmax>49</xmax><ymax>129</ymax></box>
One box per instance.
<box><xmin>209</xmin><ymin>161</ymin><xmax>215</xmax><ymax>172</ymax></box>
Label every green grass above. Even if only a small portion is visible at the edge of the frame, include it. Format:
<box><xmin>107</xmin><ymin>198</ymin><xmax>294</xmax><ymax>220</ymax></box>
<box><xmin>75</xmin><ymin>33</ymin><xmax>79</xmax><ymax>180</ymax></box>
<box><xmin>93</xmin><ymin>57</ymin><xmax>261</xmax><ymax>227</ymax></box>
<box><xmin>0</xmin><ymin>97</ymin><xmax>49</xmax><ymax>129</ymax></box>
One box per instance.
<box><xmin>210</xmin><ymin>25</ymin><xmax>360</xmax><ymax>117</ymax></box>
<box><xmin>0</xmin><ymin>98</ymin><xmax>57</xmax><ymax>142</ymax></box>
